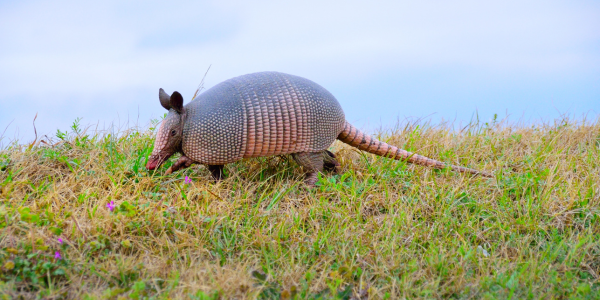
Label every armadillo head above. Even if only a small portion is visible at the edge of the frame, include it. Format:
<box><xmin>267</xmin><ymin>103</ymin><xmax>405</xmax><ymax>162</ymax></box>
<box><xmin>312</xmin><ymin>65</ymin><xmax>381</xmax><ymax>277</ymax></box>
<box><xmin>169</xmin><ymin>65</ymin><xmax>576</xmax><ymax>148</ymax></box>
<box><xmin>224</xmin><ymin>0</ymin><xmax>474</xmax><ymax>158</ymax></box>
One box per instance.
<box><xmin>146</xmin><ymin>89</ymin><xmax>186</xmax><ymax>170</ymax></box>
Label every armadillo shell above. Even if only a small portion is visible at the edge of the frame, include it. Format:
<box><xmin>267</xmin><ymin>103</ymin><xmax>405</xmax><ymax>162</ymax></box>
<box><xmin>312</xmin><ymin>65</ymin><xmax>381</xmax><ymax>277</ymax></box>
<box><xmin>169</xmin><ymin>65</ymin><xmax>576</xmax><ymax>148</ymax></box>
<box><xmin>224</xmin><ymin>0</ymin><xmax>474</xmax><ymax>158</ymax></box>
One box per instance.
<box><xmin>182</xmin><ymin>71</ymin><xmax>346</xmax><ymax>165</ymax></box>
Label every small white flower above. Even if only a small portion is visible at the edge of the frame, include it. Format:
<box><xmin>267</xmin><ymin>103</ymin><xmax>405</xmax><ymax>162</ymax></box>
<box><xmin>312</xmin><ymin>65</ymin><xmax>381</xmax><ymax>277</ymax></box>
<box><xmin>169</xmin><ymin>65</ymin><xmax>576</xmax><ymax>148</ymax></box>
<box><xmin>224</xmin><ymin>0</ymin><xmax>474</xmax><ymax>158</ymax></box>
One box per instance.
<box><xmin>477</xmin><ymin>245</ymin><xmax>490</xmax><ymax>257</ymax></box>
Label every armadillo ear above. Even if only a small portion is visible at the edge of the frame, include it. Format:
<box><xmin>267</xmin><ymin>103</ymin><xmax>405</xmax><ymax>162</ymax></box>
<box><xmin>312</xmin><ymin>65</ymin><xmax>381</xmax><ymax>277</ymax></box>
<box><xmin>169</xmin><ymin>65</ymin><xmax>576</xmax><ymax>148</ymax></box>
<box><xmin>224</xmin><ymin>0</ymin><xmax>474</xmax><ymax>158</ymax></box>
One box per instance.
<box><xmin>159</xmin><ymin>88</ymin><xmax>171</xmax><ymax>110</ymax></box>
<box><xmin>170</xmin><ymin>91</ymin><xmax>184</xmax><ymax>114</ymax></box>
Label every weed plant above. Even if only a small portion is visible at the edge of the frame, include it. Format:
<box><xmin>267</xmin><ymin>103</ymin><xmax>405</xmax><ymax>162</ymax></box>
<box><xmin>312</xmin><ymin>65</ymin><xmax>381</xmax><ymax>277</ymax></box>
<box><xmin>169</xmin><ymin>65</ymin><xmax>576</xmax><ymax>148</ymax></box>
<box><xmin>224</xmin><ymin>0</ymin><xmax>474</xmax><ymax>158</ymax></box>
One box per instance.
<box><xmin>0</xmin><ymin>116</ymin><xmax>599</xmax><ymax>299</ymax></box>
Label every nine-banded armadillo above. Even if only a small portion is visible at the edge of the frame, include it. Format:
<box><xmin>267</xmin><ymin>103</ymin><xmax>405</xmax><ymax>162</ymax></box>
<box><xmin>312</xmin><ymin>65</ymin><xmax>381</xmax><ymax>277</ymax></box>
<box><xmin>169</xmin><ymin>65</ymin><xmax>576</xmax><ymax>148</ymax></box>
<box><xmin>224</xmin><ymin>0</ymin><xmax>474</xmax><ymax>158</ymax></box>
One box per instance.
<box><xmin>146</xmin><ymin>71</ymin><xmax>492</xmax><ymax>186</ymax></box>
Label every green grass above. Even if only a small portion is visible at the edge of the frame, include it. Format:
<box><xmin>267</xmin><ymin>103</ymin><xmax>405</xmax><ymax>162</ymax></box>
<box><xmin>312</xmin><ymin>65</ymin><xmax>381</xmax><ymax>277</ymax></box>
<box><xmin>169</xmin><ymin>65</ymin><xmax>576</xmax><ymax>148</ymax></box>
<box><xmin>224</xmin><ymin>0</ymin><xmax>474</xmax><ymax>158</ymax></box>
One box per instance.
<box><xmin>0</xmin><ymin>117</ymin><xmax>599</xmax><ymax>299</ymax></box>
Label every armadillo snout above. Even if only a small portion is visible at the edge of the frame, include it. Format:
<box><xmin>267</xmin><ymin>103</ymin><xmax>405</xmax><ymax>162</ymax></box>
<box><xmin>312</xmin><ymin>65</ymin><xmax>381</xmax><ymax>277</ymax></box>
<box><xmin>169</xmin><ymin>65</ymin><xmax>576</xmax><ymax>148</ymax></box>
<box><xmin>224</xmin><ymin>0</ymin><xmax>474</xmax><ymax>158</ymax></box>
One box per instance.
<box><xmin>146</xmin><ymin>159</ymin><xmax>158</xmax><ymax>170</ymax></box>
<box><xmin>146</xmin><ymin>155</ymin><xmax>162</xmax><ymax>170</ymax></box>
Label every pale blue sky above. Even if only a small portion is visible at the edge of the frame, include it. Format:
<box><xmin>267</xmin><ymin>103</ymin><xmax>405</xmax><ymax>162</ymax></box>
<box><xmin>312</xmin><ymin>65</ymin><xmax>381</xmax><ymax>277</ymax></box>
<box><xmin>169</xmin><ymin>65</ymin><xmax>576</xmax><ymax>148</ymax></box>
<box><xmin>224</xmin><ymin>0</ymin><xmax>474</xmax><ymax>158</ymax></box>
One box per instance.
<box><xmin>1</xmin><ymin>0</ymin><xmax>599</xmax><ymax>146</ymax></box>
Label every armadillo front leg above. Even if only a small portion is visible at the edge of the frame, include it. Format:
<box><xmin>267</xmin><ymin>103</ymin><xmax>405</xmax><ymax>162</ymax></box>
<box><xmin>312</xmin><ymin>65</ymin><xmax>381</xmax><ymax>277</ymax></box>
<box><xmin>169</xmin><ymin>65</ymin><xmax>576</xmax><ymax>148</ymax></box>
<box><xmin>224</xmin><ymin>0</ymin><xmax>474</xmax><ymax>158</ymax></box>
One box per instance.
<box><xmin>165</xmin><ymin>156</ymin><xmax>194</xmax><ymax>175</ymax></box>
<box><xmin>292</xmin><ymin>152</ymin><xmax>326</xmax><ymax>187</ymax></box>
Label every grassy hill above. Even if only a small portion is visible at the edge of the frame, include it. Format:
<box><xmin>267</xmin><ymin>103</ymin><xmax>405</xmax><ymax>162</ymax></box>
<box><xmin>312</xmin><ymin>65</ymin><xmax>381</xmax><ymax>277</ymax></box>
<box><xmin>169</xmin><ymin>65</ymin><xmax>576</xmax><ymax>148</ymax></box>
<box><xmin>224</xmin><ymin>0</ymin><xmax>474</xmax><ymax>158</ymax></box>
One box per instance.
<box><xmin>1</xmin><ymin>117</ymin><xmax>599</xmax><ymax>299</ymax></box>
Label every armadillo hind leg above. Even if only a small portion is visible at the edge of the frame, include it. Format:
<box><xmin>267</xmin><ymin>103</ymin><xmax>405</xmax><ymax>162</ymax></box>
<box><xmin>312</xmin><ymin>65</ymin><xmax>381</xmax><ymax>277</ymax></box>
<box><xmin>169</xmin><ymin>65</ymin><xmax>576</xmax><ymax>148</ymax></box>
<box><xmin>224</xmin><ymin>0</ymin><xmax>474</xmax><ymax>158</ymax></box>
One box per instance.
<box><xmin>292</xmin><ymin>152</ymin><xmax>328</xmax><ymax>187</ymax></box>
<box><xmin>322</xmin><ymin>150</ymin><xmax>341</xmax><ymax>174</ymax></box>
<box><xmin>207</xmin><ymin>165</ymin><xmax>225</xmax><ymax>181</ymax></box>
<box><xmin>165</xmin><ymin>156</ymin><xmax>195</xmax><ymax>175</ymax></box>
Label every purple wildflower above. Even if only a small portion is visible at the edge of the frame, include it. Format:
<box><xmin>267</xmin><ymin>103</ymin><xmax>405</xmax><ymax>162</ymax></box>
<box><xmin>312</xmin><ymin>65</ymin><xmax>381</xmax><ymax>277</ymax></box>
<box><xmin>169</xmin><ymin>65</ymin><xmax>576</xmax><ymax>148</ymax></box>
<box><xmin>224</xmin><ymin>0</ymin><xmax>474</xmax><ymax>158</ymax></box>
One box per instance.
<box><xmin>107</xmin><ymin>201</ymin><xmax>115</xmax><ymax>212</ymax></box>
<box><xmin>184</xmin><ymin>176</ymin><xmax>192</xmax><ymax>184</ymax></box>
<box><xmin>54</xmin><ymin>251</ymin><xmax>61</xmax><ymax>260</ymax></box>
<box><xmin>58</xmin><ymin>238</ymin><xmax>63</xmax><ymax>244</ymax></box>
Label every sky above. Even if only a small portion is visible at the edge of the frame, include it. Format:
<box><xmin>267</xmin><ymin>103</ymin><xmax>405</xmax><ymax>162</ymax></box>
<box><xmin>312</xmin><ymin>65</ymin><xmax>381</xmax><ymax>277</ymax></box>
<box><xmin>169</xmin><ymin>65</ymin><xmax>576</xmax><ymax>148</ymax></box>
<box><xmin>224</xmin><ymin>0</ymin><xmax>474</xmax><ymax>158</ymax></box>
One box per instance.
<box><xmin>1</xmin><ymin>0</ymin><xmax>599</xmax><ymax>146</ymax></box>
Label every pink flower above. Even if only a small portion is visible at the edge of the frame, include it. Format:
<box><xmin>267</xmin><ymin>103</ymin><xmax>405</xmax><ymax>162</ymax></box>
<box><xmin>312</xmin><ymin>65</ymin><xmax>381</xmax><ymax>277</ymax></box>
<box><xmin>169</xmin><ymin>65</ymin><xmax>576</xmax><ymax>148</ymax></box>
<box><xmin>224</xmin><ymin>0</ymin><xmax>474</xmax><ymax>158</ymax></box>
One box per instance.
<box><xmin>54</xmin><ymin>251</ymin><xmax>61</xmax><ymax>259</ymax></box>
<box><xmin>58</xmin><ymin>238</ymin><xmax>63</xmax><ymax>244</ymax></box>
<box><xmin>184</xmin><ymin>176</ymin><xmax>192</xmax><ymax>184</ymax></box>
<box><xmin>107</xmin><ymin>201</ymin><xmax>115</xmax><ymax>212</ymax></box>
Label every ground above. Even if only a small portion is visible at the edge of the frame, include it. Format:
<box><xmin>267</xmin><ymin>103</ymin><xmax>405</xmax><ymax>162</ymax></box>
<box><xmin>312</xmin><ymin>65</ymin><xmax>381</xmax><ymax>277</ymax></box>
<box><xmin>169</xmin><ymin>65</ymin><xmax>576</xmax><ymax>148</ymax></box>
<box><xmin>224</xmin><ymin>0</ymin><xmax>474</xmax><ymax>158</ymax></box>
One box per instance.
<box><xmin>0</xmin><ymin>117</ymin><xmax>599</xmax><ymax>299</ymax></box>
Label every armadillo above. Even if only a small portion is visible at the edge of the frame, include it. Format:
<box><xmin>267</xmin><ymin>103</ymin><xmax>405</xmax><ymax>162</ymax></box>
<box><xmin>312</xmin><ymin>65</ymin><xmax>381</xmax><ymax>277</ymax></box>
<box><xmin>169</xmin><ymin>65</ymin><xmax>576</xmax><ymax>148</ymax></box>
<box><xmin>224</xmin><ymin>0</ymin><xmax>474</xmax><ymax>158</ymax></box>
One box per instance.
<box><xmin>146</xmin><ymin>71</ymin><xmax>491</xmax><ymax>186</ymax></box>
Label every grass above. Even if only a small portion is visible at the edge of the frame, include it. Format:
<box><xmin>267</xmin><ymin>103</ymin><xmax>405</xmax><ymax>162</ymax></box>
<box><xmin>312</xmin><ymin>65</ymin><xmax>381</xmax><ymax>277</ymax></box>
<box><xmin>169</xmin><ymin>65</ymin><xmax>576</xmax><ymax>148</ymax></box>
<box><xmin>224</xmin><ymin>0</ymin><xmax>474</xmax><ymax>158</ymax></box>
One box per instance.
<box><xmin>0</xmin><ymin>115</ymin><xmax>599</xmax><ymax>299</ymax></box>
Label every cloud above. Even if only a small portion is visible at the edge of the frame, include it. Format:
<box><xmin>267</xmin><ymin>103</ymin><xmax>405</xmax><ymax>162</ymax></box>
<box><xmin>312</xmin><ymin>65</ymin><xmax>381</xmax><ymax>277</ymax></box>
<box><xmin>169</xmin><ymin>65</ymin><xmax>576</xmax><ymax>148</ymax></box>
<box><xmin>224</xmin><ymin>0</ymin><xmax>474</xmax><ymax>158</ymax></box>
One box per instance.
<box><xmin>0</xmin><ymin>0</ymin><xmax>599</xmax><ymax>143</ymax></box>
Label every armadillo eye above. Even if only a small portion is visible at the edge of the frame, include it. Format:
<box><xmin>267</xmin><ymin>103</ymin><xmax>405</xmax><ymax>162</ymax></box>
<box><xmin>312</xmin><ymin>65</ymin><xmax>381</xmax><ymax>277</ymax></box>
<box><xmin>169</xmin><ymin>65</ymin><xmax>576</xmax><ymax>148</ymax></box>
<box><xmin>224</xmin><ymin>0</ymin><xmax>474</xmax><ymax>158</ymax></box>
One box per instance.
<box><xmin>170</xmin><ymin>129</ymin><xmax>177</xmax><ymax>136</ymax></box>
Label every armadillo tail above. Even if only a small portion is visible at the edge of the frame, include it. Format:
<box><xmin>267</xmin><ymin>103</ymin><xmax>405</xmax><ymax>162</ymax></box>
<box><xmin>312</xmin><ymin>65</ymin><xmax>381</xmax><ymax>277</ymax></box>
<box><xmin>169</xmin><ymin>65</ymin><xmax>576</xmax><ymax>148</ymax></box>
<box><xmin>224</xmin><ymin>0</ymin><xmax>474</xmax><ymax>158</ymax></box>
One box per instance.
<box><xmin>337</xmin><ymin>121</ymin><xmax>493</xmax><ymax>177</ymax></box>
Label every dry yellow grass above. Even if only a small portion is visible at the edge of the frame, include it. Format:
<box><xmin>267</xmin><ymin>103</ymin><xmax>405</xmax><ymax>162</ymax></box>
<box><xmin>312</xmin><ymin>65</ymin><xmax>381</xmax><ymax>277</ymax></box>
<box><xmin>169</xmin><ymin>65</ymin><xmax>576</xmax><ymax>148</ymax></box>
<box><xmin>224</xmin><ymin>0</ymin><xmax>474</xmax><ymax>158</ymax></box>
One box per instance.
<box><xmin>1</xmin><ymin>116</ymin><xmax>599</xmax><ymax>299</ymax></box>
